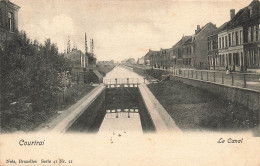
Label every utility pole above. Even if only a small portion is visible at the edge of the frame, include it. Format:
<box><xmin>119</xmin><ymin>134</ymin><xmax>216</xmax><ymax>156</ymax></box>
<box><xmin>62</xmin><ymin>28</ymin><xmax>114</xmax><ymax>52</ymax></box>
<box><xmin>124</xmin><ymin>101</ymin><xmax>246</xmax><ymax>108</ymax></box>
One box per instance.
<box><xmin>85</xmin><ymin>33</ymin><xmax>88</xmax><ymax>54</ymax></box>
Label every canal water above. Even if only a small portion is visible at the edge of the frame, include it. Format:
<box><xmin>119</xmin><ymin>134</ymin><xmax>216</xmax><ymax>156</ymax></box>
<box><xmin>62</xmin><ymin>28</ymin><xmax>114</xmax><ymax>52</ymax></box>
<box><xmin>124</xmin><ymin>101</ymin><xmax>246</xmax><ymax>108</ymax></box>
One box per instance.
<box><xmin>67</xmin><ymin>66</ymin><xmax>155</xmax><ymax>133</ymax></box>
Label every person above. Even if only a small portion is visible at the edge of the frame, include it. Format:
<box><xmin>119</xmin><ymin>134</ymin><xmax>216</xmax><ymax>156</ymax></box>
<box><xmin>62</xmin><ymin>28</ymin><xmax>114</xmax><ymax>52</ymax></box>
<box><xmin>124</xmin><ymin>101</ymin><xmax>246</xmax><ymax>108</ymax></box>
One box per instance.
<box><xmin>226</xmin><ymin>69</ymin><xmax>230</xmax><ymax>75</ymax></box>
<box><xmin>179</xmin><ymin>68</ymin><xmax>182</xmax><ymax>75</ymax></box>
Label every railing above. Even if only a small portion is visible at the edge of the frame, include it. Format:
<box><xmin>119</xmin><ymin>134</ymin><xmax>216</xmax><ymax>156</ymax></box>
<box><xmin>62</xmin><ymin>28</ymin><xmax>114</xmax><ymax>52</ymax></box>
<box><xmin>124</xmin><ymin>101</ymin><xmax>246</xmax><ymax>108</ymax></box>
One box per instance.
<box><xmin>172</xmin><ymin>69</ymin><xmax>260</xmax><ymax>91</ymax></box>
<box><xmin>103</xmin><ymin>78</ymin><xmax>140</xmax><ymax>88</ymax></box>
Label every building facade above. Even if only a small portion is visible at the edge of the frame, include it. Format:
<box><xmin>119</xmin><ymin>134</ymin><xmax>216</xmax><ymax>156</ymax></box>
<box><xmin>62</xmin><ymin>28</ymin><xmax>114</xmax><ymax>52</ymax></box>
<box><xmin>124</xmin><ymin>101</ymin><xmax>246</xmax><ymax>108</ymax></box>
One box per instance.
<box><xmin>0</xmin><ymin>0</ymin><xmax>20</xmax><ymax>50</ymax></box>
<box><xmin>215</xmin><ymin>0</ymin><xmax>260</xmax><ymax>72</ymax></box>
<box><xmin>171</xmin><ymin>36</ymin><xmax>191</xmax><ymax>68</ymax></box>
<box><xmin>242</xmin><ymin>0</ymin><xmax>260</xmax><ymax>71</ymax></box>
<box><xmin>148</xmin><ymin>48</ymin><xmax>173</xmax><ymax>69</ymax></box>
<box><xmin>142</xmin><ymin>0</ymin><xmax>260</xmax><ymax>72</ymax></box>
<box><xmin>172</xmin><ymin>23</ymin><xmax>217</xmax><ymax>69</ymax></box>
<box><xmin>192</xmin><ymin>23</ymin><xmax>218</xmax><ymax>69</ymax></box>
<box><xmin>208</xmin><ymin>33</ymin><xmax>219</xmax><ymax>70</ymax></box>
<box><xmin>64</xmin><ymin>49</ymin><xmax>88</xmax><ymax>73</ymax></box>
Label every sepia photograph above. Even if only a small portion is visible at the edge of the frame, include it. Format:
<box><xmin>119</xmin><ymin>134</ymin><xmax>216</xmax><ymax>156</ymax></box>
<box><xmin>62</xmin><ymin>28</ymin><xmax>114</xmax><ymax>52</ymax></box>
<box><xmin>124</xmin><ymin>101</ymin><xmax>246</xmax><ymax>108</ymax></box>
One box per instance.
<box><xmin>0</xmin><ymin>0</ymin><xmax>260</xmax><ymax>165</ymax></box>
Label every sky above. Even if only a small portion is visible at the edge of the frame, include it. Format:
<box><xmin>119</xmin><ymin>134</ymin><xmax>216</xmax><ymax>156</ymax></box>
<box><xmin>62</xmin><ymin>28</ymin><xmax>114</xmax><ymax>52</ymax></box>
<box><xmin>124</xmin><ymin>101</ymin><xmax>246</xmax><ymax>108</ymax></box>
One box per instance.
<box><xmin>12</xmin><ymin>0</ymin><xmax>253</xmax><ymax>62</ymax></box>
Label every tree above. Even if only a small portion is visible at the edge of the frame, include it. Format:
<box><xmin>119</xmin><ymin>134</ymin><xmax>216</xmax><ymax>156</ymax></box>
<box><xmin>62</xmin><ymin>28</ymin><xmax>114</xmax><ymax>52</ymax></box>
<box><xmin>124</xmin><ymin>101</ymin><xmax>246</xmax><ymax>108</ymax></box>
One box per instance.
<box><xmin>0</xmin><ymin>31</ymin><xmax>72</xmax><ymax>132</ymax></box>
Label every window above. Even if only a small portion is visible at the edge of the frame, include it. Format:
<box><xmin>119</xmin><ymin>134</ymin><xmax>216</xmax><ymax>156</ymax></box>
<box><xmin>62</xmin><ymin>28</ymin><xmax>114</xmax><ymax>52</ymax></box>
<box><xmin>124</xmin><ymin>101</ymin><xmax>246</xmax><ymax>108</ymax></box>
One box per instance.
<box><xmin>240</xmin><ymin>30</ymin><xmax>243</xmax><ymax>44</ymax></box>
<box><xmin>249</xmin><ymin>9</ymin><xmax>253</xmax><ymax>18</ymax></box>
<box><xmin>253</xmin><ymin>26</ymin><xmax>257</xmax><ymax>41</ymax></box>
<box><xmin>248</xmin><ymin>27</ymin><xmax>251</xmax><ymax>42</ymax></box>
<box><xmin>253</xmin><ymin>50</ymin><xmax>256</xmax><ymax>65</ymax></box>
<box><xmin>8</xmin><ymin>12</ymin><xmax>14</xmax><ymax>32</ymax></box>
<box><xmin>225</xmin><ymin>36</ymin><xmax>227</xmax><ymax>48</ymax></box>
<box><xmin>216</xmin><ymin>55</ymin><xmax>218</xmax><ymax>66</ymax></box>
<box><xmin>222</xmin><ymin>37</ymin><xmax>224</xmax><ymax>48</ymax></box>
<box><xmin>235</xmin><ymin>53</ymin><xmax>239</xmax><ymax>66</ymax></box>
<box><xmin>228</xmin><ymin>34</ymin><xmax>231</xmax><ymax>46</ymax></box>
<box><xmin>236</xmin><ymin>31</ymin><xmax>239</xmax><ymax>45</ymax></box>
<box><xmin>219</xmin><ymin>38</ymin><xmax>221</xmax><ymax>49</ymax></box>
<box><xmin>232</xmin><ymin>32</ymin><xmax>236</xmax><ymax>46</ymax></box>
<box><xmin>229</xmin><ymin>54</ymin><xmax>232</xmax><ymax>65</ymax></box>
<box><xmin>222</xmin><ymin>55</ymin><xmax>225</xmax><ymax>66</ymax></box>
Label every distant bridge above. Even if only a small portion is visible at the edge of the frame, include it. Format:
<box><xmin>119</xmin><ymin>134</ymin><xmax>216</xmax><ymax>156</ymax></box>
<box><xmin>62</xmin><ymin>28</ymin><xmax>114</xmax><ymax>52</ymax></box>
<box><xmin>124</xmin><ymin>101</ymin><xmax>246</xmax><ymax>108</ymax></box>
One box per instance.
<box><xmin>103</xmin><ymin>78</ymin><xmax>140</xmax><ymax>88</ymax></box>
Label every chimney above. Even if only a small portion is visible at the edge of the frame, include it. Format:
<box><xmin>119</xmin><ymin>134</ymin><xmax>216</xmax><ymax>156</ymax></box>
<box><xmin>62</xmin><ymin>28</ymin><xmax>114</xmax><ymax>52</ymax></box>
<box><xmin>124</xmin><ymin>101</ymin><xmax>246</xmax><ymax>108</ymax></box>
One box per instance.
<box><xmin>195</xmin><ymin>25</ymin><xmax>200</xmax><ymax>34</ymax></box>
<box><xmin>197</xmin><ymin>25</ymin><xmax>200</xmax><ymax>31</ymax></box>
<box><xmin>230</xmin><ymin>9</ymin><xmax>235</xmax><ymax>20</ymax></box>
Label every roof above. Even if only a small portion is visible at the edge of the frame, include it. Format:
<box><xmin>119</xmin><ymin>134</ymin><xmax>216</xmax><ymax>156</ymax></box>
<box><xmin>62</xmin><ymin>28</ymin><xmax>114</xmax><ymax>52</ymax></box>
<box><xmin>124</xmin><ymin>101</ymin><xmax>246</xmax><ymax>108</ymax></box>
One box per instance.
<box><xmin>219</xmin><ymin>0</ymin><xmax>260</xmax><ymax>31</ymax></box>
<box><xmin>172</xmin><ymin>36</ymin><xmax>191</xmax><ymax>48</ymax></box>
<box><xmin>178</xmin><ymin>22</ymin><xmax>217</xmax><ymax>45</ymax></box>
<box><xmin>196</xmin><ymin>22</ymin><xmax>217</xmax><ymax>36</ymax></box>
<box><xmin>93</xmin><ymin>70</ymin><xmax>103</xmax><ymax>80</ymax></box>
<box><xmin>1</xmin><ymin>0</ymin><xmax>20</xmax><ymax>10</ymax></box>
<box><xmin>144</xmin><ymin>49</ymin><xmax>160</xmax><ymax>57</ymax></box>
<box><xmin>161</xmin><ymin>48</ymin><xmax>172</xmax><ymax>53</ymax></box>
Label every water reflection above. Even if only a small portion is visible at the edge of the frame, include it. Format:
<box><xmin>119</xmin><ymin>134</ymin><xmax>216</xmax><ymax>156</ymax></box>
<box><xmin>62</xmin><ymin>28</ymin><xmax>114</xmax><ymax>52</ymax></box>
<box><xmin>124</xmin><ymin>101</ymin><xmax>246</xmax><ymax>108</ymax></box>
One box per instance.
<box><xmin>99</xmin><ymin>108</ymin><xmax>143</xmax><ymax>133</ymax></box>
<box><xmin>105</xmin><ymin>108</ymin><xmax>140</xmax><ymax>119</ymax></box>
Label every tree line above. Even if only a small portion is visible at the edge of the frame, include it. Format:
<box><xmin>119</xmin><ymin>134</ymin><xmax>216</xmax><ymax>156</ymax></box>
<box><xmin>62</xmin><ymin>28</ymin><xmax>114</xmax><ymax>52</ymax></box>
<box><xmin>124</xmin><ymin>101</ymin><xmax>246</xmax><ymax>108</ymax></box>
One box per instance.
<box><xmin>0</xmin><ymin>31</ymin><xmax>72</xmax><ymax>132</ymax></box>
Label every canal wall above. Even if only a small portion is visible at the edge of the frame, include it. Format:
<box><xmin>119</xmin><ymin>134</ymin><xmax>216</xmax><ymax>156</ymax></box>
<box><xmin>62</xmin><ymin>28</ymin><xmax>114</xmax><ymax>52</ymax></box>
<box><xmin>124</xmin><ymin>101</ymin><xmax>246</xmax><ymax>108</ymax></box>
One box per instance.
<box><xmin>67</xmin><ymin>87</ymin><xmax>106</xmax><ymax>132</ymax></box>
<box><xmin>42</xmin><ymin>85</ymin><xmax>106</xmax><ymax>133</ymax></box>
<box><xmin>170</xmin><ymin>75</ymin><xmax>260</xmax><ymax>113</ymax></box>
<box><xmin>138</xmin><ymin>84</ymin><xmax>181</xmax><ymax>133</ymax></box>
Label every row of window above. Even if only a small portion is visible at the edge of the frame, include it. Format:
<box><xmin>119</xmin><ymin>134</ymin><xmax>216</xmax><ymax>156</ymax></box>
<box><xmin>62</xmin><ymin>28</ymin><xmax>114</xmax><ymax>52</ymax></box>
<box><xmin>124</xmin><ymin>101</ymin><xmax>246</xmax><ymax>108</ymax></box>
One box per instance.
<box><xmin>210</xmin><ymin>50</ymin><xmax>260</xmax><ymax>67</ymax></box>
<box><xmin>172</xmin><ymin>46</ymin><xmax>194</xmax><ymax>56</ymax></box>
<box><xmin>208</xmin><ymin>39</ymin><xmax>217</xmax><ymax>51</ymax></box>
<box><xmin>184</xmin><ymin>46</ymin><xmax>193</xmax><ymax>55</ymax></box>
<box><xmin>218</xmin><ymin>30</ymin><xmax>243</xmax><ymax>49</ymax></box>
<box><xmin>210</xmin><ymin>53</ymin><xmax>241</xmax><ymax>67</ymax></box>
<box><xmin>246</xmin><ymin>50</ymin><xmax>260</xmax><ymax>66</ymax></box>
<box><xmin>247</xmin><ymin>25</ymin><xmax>260</xmax><ymax>43</ymax></box>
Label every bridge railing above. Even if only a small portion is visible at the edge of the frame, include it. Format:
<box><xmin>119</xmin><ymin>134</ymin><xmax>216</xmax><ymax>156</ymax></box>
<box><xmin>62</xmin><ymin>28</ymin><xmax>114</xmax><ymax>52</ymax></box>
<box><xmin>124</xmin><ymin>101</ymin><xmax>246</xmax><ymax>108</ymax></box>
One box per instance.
<box><xmin>172</xmin><ymin>69</ymin><xmax>260</xmax><ymax>91</ymax></box>
<box><xmin>103</xmin><ymin>78</ymin><xmax>140</xmax><ymax>88</ymax></box>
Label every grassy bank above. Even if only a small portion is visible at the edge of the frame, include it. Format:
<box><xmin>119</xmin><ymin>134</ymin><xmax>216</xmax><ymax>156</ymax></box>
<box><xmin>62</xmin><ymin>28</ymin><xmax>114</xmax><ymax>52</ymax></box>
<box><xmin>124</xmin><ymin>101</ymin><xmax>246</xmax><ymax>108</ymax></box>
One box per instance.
<box><xmin>147</xmin><ymin>79</ymin><xmax>258</xmax><ymax>131</ymax></box>
<box><xmin>1</xmin><ymin>84</ymin><xmax>94</xmax><ymax>132</ymax></box>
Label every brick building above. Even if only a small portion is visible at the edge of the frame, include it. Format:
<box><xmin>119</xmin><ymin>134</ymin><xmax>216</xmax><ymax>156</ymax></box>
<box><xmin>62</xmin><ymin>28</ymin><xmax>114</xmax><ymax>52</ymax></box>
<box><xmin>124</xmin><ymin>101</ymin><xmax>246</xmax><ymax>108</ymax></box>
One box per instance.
<box><xmin>190</xmin><ymin>23</ymin><xmax>218</xmax><ymax>69</ymax></box>
<box><xmin>242</xmin><ymin>0</ymin><xmax>260</xmax><ymax>71</ymax></box>
<box><xmin>208</xmin><ymin>22</ymin><xmax>228</xmax><ymax>70</ymax></box>
<box><xmin>148</xmin><ymin>48</ymin><xmax>173</xmax><ymax>69</ymax></box>
<box><xmin>172</xmin><ymin>23</ymin><xmax>217</xmax><ymax>69</ymax></box>
<box><xmin>171</xmin><ymin>36</ymin><xmax>191</xmax><ymax>68</ymax></box>
<box><xmin>0</xmin><ymin>0</ymin><xmax>20</xmax><ymax>50</ymax></box>
<box><xmin>144</xmin><ymin>49</ymin><xmax>158</xmax><ymax>67</ymax></box>
<box><xmin>64</xmin><ymin>48</ymin><xmax>88</xmax><ymax>73</ymax></box>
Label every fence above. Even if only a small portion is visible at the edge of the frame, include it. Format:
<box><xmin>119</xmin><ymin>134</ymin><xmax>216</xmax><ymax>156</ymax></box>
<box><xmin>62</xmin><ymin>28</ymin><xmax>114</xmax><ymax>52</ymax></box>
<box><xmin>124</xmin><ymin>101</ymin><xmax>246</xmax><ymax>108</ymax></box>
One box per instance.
<box><xmin>103</xmin><ymin>78</ymin><xmax>140</xmax><ymax>88</ymax></box>
<box><xmin>172</xmin><ymin>69</ymin><xmax>260</xmax><ymax>91</ymax></box>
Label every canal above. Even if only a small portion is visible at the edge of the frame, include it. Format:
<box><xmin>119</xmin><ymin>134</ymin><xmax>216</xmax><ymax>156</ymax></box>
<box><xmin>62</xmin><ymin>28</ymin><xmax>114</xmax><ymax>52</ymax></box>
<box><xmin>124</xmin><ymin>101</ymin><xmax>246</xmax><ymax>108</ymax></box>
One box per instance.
<box><xmin>67</xmin><ymin>66</ymin><xmax>156</xmax><ymax>133</ymax></box>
